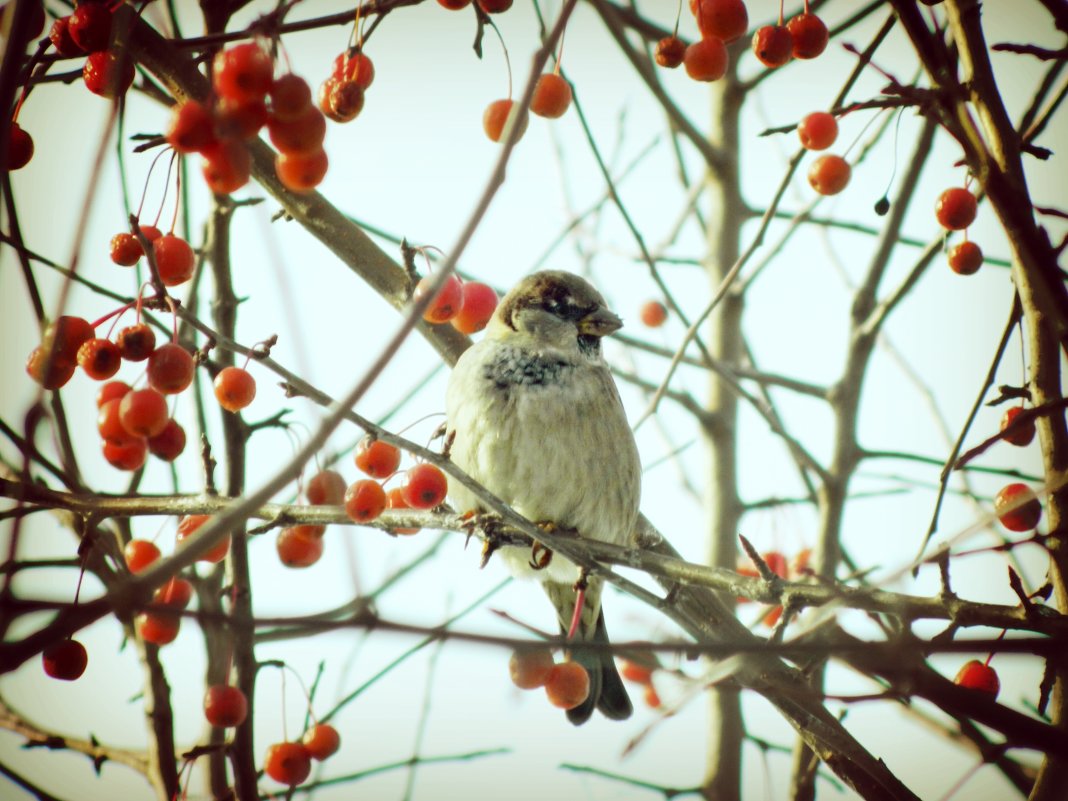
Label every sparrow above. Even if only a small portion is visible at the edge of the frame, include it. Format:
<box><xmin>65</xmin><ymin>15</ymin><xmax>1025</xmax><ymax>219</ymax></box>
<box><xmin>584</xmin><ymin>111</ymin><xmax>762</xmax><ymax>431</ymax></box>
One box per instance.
<box><xmin>445</xmin><ymin>270</ymin><xmax>641</xmax><ymax>725</ymax></box>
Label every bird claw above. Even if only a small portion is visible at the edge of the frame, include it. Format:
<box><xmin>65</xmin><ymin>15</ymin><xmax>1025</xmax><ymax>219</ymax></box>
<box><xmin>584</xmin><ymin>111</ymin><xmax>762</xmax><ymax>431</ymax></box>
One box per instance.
<box><xmin>463</xmin><ymin>512</ymin><xmax>504</xmax><ymax>569</ymax></box>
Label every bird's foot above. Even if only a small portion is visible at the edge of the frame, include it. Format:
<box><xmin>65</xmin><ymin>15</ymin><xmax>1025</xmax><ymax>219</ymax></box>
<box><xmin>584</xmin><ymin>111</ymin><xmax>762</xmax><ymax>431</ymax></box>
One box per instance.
<box><xmin>461</xmin><ymin>511</ymin><xmax>505</xmax><ymax>569</ymax></box>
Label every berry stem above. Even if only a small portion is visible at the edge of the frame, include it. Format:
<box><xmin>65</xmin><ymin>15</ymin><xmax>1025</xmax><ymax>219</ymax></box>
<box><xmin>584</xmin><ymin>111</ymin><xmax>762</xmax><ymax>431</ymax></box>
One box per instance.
<box><xmin>135</xmin><ymin>148</ymin><xmax>173</xmax><ymax>222</ymax></box>
<box><xmin>778</xmin><ymin>0</ymin><xmax>785</xmax><ymax>27</ymax></box>
<box><xmin>166</xmin><ymin>296</ymin><xmax>180</xmax><ymax>343</ymax></box>
<box><xmin>566</xmin><ymin>585</ymin><xmax>586</xmax><ymax>640</ymax></box>
<box><xmin>672</xmin><ymin>0</ymin><xmax>681</xmax><ymax>37</ymax></box>
<box><xmin>90</xmin><ymin>300</ymin><xmax>137</xmax><ymax>331</ymax></box>
<box><xmin>984</xmin><ymin>629</ymin><xmax>1007</xmax><ymax>666</ymax></box>
<box><xmin>169</xmin><ymin>155</ymin><xmax>182</xmax><ymax>235</ymax></box>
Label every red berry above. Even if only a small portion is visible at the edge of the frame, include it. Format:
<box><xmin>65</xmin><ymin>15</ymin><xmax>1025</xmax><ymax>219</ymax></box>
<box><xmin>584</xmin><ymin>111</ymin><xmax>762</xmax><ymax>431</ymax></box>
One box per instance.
<box><xmin>935</xmin><ymin>187</ymin><xmax>978</xmax><ymax>230</ymax></box>
<box><xmin>1000</xmin><ymin>406</ymin><xmax>1035</xmax><ymax>447</ymax></box>
<box><xmin>124</xmin><ymin>539</ymin><xmax>161</xmax><ymax>573</ymax></box>
<box><xmin>213</xmin><ymin>366</ymin><xmax>257</xmax><ymax>412</ymax></box>
<box><xmin>306</xmin><ymin>469</ymin><xmax>347</xmax><ymax>505</ymax></box>
<box><xmin>401</xmin><ymin>463</ymin><xmax>448</xmax><ymax>509</ymax></box>
<box><xmin>153</xmin><ymin>576</ymin><xmax>193</xmax><ymax>609</ymax></box>
<box><xmin>177</xmin><ymin>514</ymin><xmax>230</xmax><ymax>563</ymax></box>
<box><xmin>451</xmin><ymin>281</ymin><xmax>498</xmax><ymax>334</ymax></box>
<box><xmin>116</xmin><ymin>322</ymin><xmax>156</xmax><ymax>361</ymax></box>
<box><xmin>302</xmin><ymin>724</ymin><xmax>341</xmax><ymax>761</ymax></box>
<box><xmin>438</xmin><ymin>0</ymin><xmax>472</xmax><ymax>7</ymax></box>
<box><xmin>137</xmin><ymin>611</ymin><xmax>180</xmax><ymax>645</ymax></box>
<box><xmin>76</xmin><ymin>337</ymin><xmax>122</xmax><ymax>380</ymax></box>
<box><xmin>26</xmin><ymin>346</ymin><xmax>75</xmax><ymax>389</ymax></box>
<box><xmin>619</xmin><ymin>659</ymin><xmax>654</xmax><ymax>685</ymax></box>
<box><xmin>139</xmin><ymin>224</ymin><xmax>163</xmax><ymax>242</ymax></box>
<box><xmin>270</xmin><ymin>73</ymin><xmax>313</xmax><ymax>121</ymax></box>
<box><xmin>483</xmin><ymin>99</ymin><xmax>527</xmax><ymax>143</ymax></box>
<box><xmin>530</xmin><ymin>73</ymin><xmax>572</xmax><ymax>119</ymax></box>
<box><xmin>787</xmin><ymin>13</ymin><xmax>829</xmax><ymax>59</ymax></box>
<box><xmin>948</xmin><ymin>240</ymin><xmax>983</xmax><ymax>275</ymax></box>
<box><xmin>201</xmin><ymin>139</ymin><xmax>251</xmax><ymax>194</ymax></box>
<box><xmin>354</xmin><ymin>437</ymin><xmax>401</xmax><ymax>478</ymax></box>
<box><xmin>994</xmin><ymin>483</ymin><xmax>1042</xmax><ymax>532</ymax></box>
<box><xmin>268</xmin><ymin>105</ymin><xmax>326</xmax><ymax>154</ymax></box>
<box><xmin>110</xmin><ymin>232</ymin><xmax>143</xmax><ymax>266</ymax></box>
<box><xmin>7</xmin><ymin>121</ymin><xmax>33</xmax><ymax>170</ymax></box>
<box><xmin>147</xmin><ymin>418</ymin><xmax>187</xmax><ymax>462</ymax></box>
<box><xmin>797</xmin><ymin>111</ymin><xmax>838</xmax><ymax>151</ymax></box>
<box><xmin>68</xmin><ymin>2</ymin><xmax>111</xmax><ymax>52</ymax></box>
<box><xmin>655</xmin><ymin>36</ymin><xmax>686</xmax><ymax>69</ymax></box>
<box><xmin>343</xmin><ymin>479</ymin><xmax>387</xmax><ymax>523</ymax></box>
<box><xmin>204</xmin><ymin>685</ymin><xmax>248</xmax><ymax>728</ymax></box>
<box><xmin>96</xmin><ymin>380</ymin><xmax>131</xmax><ymax>408</ymax></box>
<box><xmin>478</xmin><ymin>0</ymin><xmax>513</xmax><ymax>11</ymax></box>
<box><xmin>953</xmin><ymin>660</ymin><xmax>1000</xmax><ymax>699</ymax></box>
<box><xmin>385</xmin><ymin>487</ymin><xmax>420</xmax><ymax>535</ymax></box>
<box><xmin>508</xmin><ymin>648</ymin><xmax>555</xmax><ymax>689</ymax></box>
<box><xmin>275</xmin><ymin>148</ymin><xmax>329</xmax><ymax>193</ymax></box>
<box><xmin>808</xmin><ymin>154</ymin><xmax>851</xmax><ymax>195</ymax></box>
<box><xmin>752</xmin><ymin>25</ymin><xmax>793</xmax><ymax>68</ymax></box>
<box><xmin>98</xmin><ymin>398</ymin><xmax>135</xmax><ymax>443</ymax></box>
<box><xmin>763</xmin><ymin>551</ymin><xmax>789</xmax><ymax>578</ymax></box>
<box><xmin>213</xmin><ymin>97</ymin><xmax>269</xmax><ymax>140</ymax></box>
<box><xmin>42</xmin><ymin>639</ymin><xmax>88</xmax><ymax>681</ymax></box>
<box><xmin>43</xmin><ymin>316</ymin><xmax>94</xmax><ymax>364</ymax></box>
<box><xmin>544</xmin><ymin>661</ymin><xmax>590</xmax><ymax>710</ymax></box>
<box><xmin>119</xmin><ymin>387</ymin><xmax>169</xmax><ymax>438</ymax></box>
<box><xmin>165</xmin><ymin>99</ymin><xmax>216</xmax><ymax>153</ymax></box>
<box><xmin>414</xmin><ymin>273</ymin><xmax>464</xmax><ymax>323</ymax></box>
<box><xmin>332</xmin><ymin>51</ymin><xmax>375</xmax><ymax>91</ymax></box>
<box><xmin>83</xmin><ymin>50</ymin><xmax>135</xmax><ymax>98</ymax></box>
<box><xmin>213</xmin><ymin>42</ymin><xmax>273</xmax><ymax>104</ymax></box>
<box><xmin>276</xmin><ymin>526</ymin><xmax>324</xmax><ymax>567</ymax></box>
<box><xmin>640</xmin><ymin>300</ymin><xmax>668</xmax><ymax>328</ymax></box>
<box><xmin>643</xmin><ymin>685</ymin><xmax>662</xmax><ymax>709</ymax></box>
<box><xmin>49</xmin><ymin>17</ymin><xmax>84</xmax><ymax>57</ymax></box>
<box><xmin>693</xmin><ymin>0</ymin><xmax>748</xmax><ymax>42</ymax></box>
<box><xmin>684</xmin><ymin>37</ymin><xmax>729</xmax><ymax>82</ymax></box>
<box><xmin>153</xmin><ymin>234</ymin><xmax>195</xmax><ymax>287</ymax></box>
<box><xmin>147</xmin><ymin>343</ymin><xmax>195</xmax><ymax>395</ymax></box>
<box><xmin>103</xmin><ymin>437</ymin><xmax>148</xmax><ymax>471</ymax></box>
<box><xmin>264</xmin><ymin>742</ymin><xmax>312</xmax><ymax>786</ymax></box>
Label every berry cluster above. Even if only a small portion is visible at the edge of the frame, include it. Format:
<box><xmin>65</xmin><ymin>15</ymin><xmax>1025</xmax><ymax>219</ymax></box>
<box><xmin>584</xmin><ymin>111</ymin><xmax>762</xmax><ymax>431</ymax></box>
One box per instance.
<box><xmin>508</xmin><ymin>648</ymin><xmax>591</xmax><ymax>711</ymax></box>
<box><xmin>319</xmin><ymin>49</ymin><xmax>374</xmax><ymax>124</ymax></box>
<box><xmin>50</xmin><ymin>1</ymin><xmax>136</xmax><ymax>99</ymax></box>
<box><xmin>795</xmin><ymin>111</ymin><xmax>853</xmax><ymax>197</ymax></box>
<box><xmin>935</xmin><ymin>186</ymin><xmax>984</xmax><ymax>275</ymax></box>
<box><xmin>414</xmin><ymin>273</ymin><xmax>499</xmax><ymax>333</ymax></box>
<box><xmin>264</xmin><ymin>723</ymin><xmax>341</xmax><ymax>786</ymax></box>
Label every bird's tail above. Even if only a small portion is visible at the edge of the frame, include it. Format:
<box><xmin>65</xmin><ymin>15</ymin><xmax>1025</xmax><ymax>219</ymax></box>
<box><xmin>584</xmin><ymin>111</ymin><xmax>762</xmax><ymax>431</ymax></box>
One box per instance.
<box><xmin>544</xmin><ymin>579</ymin><xmax>633</xmax><ymax>725</ymax></box>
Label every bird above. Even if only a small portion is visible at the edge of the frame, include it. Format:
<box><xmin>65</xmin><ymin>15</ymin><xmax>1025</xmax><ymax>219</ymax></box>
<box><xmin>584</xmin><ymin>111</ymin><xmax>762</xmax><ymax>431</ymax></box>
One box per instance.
<box><xmin>444</xmin><ymin>270</ymin><xmax>641</xmax><ymax>725</ymax></box>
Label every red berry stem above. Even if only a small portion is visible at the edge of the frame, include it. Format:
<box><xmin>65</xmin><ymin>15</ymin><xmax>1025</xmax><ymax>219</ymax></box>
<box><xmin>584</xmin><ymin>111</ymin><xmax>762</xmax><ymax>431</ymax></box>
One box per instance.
<box><xmin>168</xmin><ymin>154</ymin><xmax>183</xmax><ymax>235</ymax></box>
<box><xmin>984</xmin><ymin>629</ymin><xmax>1007</xmax><ymax>666</ymax></box>
<box><xmin>166</xmin><ymin>295</ymin><xmax>180</xmax><ymax>343</ymax></box>
<box><xmin>89</xmin><ymin>299</ymin><xmax>137</xmax><ymax>332</ymax></box>
<box><xmin>566</xmin><ymin>583</ymin><xmax>586</xmax><ymax>640</ymax></box>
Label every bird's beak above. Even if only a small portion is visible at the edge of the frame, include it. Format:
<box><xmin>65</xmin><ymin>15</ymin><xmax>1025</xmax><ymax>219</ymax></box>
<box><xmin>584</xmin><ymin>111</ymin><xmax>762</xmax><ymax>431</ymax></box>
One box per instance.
<box><xmin>577</xmin><ymin>306</ymin><xmax>623</xmax><ymax>337</ymax></box>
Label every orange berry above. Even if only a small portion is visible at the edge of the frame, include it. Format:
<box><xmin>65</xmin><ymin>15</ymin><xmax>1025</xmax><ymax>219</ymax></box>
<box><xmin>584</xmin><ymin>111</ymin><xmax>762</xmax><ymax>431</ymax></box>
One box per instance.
<box><xmin>153</xmin><ymin>234</ymin><xmax>196</xmax><ymax>287</ymax></box>
<box><xmin>530</xmin><ymin>73</ymin><xmax>572</xmax><ymax>119</ymax></box>
<box><xmin>401</xmin><ymin>463</ymin><xmax>448</xmax><ymax>509</ymax></box>
<box><xmin>693</xmin><ymin>0</ymin><xmax>748</xmax><ymax>42</ymax></box>
<box><xmin>807</xmin><ymin>154</ymin><xmax>851</xmax><ymax>195</ymax></box>
<box><xmin>124</xmin><ymin>539</ymin><xmax>162</xmax><ymax>573</ymax></box>
<box><xmin>684</xmin><ymin>37</ymin><xmax>728</xmax><ymax>82</ymax></box>
<box><xmin>508</xmin><ymin>648</ymin><xmax>555</xmax><ymax>689</ymax></box>
<box><xmin>544</xmin><ymin>661</ymin><xmax>590</xmax><ymax>710</ymax></box>
<box><xmin>119</xmin><ymin>387</ymin><xmax>169</xmax><ymax>438</ymax></box>
<box><xmin>147</xmin><ymin>343</ymin><xmax>195</xmax><ymax>395</ymax></box>
<box><xmin>640</xmin><ymin>300</ymin><xmax>667</xmax><ymax>328</ymax></box>
<box><xmin>935</xmin><ymin>187</ymin><xmax>978</xmax><ymax>230</ymax></box>
<box><xmin>483</xmin><ymin>99</ymin><xmax>527</xmax><ymax>143</ymax></box>
<box><xmin>344</xmin><ymin>479</ymin><xmax>387</xmax><ymax>523</ymax></box>
<box><xmin>201</xmin><ymin>139</ymin><xmax>252</xmax><ymax>194</ymax></box>
<box><xmin>137</xmin><ymin>611</ymin><xmax>180</xmax><ymax>645</ymax></box>
<box><xmin>797</xmin><ymin>111</ymin><xmax>838</xmax><ymax>151</ymax></box>
<box><xmin>385</xmin><ymin>487</ymin><xmax>420</xmax><ymax>535</ymax></box>
<box><xmin>354</xmin><ymin>437</ymin><xmax>401</xmax><ymax>478</ymax></box>
<box><xmin>76</xmin><ymin>338</ymin><xmax>122</xmax><ymax>380</ymax></box>
<box><xmin>654</xmin><ymin>36</ymin><xmax>686</xmax><ymax>69</ymax></box>
<box><xmin>204</xmin><ymin>685</ymin><xmax>248</xmax><ymax>728</ymax></box>
<box><xmin>619</xmin><ymin>659</ymin><xmax>654</xmax><ymax>685</ymax></box>
<box><xmin>953</xmin><ymin>660</ymin><xmax>1000</xmax><ymax>698</ymax></box>
<box><xmin>110</xmin><ymin>232</ymin><xmax>144</xmax><ymax>265</ymax></box>
<box><xmin>994</xmin><ymin>483</ymin><xmax>1041</xmax><ymax>532</ymax></box>
<box><xmin>177</xmin><ymin>514</ymin><xmax>230</xmax><ymax>563</ymax></box>
<box><xmin>450</xmin><ymin>281</ymin><xmax>498</xmax><ymax>334</ymax></box>
<box><xmin>752</xmin><ymin>25</ymin><xmax>792</xmax><ymax>68</ymax></box>
<box><xmin>275</xmin><ymin>148</ymin><xmax>329</xmax><ymax>194</ymax></box>
<box><xmin>264</xmin><ymin>742</ymin><xmax>312</xmax><ymax>786</ymax></box>
<box><xmin>116</xmin><ymin>323</ymin><xmax>156</xmax><ymax>362</ymax></box>
<box><xmin>306</xmin><ymin>469</ymin><xmax>347</xmax><ymax>505</ymax></box>
<box><xmin>213</xmin><ymin>366</ymin><xmax>257</xmax><ymax>412</ymax></box>
<box><xmin>947</xmin><ymin>240</ymin><xmax>983</xmax><ymax>275</ymax></box>
<box><xmin>302</xmin><ymin>724</ymin><xmax>341</xmax><ymax>761</ymax></box>
<box><xmin>414</xmin><ymin>273</ymin><xmax>464</xmax><ymax>323</ymax></box>
<box><xmin>276</xmin><ymin>526</ymin><xmax>324</xmax><ymax>567</ymax></box>
<box><xmin>787</xmin><ymin>13</ymin><xmax>829</xmax><ymax>59</ymax></box>
<box><xmin>213</xmin><ymin>42</ymin><xmax>273</xmax><ymax>104</ymax></box>
<box><xmin>1000</xmin><ymin>406</ymin><xmax>1035</xmax><ymax>447</ymax></box>
<box><xmin>103</xmin><ymin>437</ymin><xmax>148</xmax><ymax>471</ymax></box>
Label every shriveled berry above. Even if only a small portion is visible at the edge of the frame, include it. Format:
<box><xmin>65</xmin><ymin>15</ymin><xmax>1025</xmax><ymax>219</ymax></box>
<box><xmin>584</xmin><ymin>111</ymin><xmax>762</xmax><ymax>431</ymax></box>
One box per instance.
<box><xmin>116</xmin><ymin>323</ymin><xmax>156</xmax><ymax>361</ymax></box>
<box><xmin>110</xmin><ymin>232</ymin><xmax>143</xmax><ymax>265</ymax></box>
<box><xmin>752</xmin><ymin>25</ymin><xmax>793</xmax><ymax>68</ymax></box>
<box><xmin>77</xmin><ymin>338</ymin><xmax>122</xmax><ymax>380</ymax></box>
<box><xmin>319</xmin><ymin>78</ymin><xmax>364</xmax><ymax>123</ymax></box>
<box><xmin>655</xmin><ymin>36</ymin><xmax>686</xmax><ymax>69</ymax></box>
